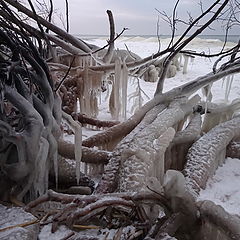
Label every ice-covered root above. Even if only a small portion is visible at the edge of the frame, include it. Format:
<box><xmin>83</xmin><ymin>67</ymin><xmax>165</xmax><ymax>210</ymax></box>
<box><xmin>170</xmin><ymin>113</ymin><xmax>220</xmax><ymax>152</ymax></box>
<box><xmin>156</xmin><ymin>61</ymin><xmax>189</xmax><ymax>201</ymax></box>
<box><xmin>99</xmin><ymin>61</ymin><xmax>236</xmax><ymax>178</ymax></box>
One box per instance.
<box><xmin>197</xmin><ymin>200</ymin><xmax>240</xmax><ymax>239</ymax></box>
<box><xmin>183</xmin><ymin>115</ymin><xmax>240</xmax><ymax>198</ymax></box>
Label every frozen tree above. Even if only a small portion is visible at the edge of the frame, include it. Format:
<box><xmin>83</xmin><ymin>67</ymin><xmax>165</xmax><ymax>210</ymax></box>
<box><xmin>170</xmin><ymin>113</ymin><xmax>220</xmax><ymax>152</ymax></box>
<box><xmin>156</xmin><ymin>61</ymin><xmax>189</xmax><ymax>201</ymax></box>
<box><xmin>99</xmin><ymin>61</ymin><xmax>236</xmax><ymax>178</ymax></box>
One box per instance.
<box><xmin>1</xmin><ymin>0</ymin><xmax>240</xmax><ymax>239</ymax></box>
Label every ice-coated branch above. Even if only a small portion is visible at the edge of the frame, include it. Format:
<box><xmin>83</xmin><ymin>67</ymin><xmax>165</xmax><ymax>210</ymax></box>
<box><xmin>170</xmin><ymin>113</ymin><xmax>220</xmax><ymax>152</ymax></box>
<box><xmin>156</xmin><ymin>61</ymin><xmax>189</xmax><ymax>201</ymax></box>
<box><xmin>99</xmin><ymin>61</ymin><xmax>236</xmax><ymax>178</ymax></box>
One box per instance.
<box><xmin>83</xmin><ymin>64</ymin><xmax>240</xmax><ymax>149</ymax></box>
<box><xmin>184</xmin><ymin>116</ymin><xmax>240</xmax><ymax>198</ymax></box>
<box><xmin>58</xmin><ymin>139</ymin><xmax>111</xmax><ymax>164</ymax></box>
<box><xmin>102</xmin><ymin>10</ymin><xmax>115</xmax><ymax>64</ymax></box>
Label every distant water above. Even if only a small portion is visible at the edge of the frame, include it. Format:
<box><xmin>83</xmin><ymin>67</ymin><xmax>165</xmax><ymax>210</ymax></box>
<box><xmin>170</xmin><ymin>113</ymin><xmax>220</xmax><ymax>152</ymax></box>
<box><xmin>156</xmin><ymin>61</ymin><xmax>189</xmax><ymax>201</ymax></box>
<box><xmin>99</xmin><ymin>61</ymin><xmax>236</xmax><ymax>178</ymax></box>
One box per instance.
<box><xmin>78</xmin><ymin>34</ymin><xmax>240</xmax><ymax>43</ymax></box>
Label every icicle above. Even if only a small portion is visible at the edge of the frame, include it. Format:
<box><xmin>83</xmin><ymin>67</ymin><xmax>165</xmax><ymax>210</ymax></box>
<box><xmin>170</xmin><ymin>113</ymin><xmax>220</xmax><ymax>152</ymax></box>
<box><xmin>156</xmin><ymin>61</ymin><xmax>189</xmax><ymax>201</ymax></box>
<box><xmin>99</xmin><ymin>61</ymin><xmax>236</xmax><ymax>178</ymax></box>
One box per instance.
<box><xmin>77</xmin><ymin>98</ymin><xmax>81</xmax><ymax>113</ymax></box>
<box><xmin>183</xmin><ymin>54</ymin><xmax>189</xmax><ymax>74</ymax></box>
<box><xmin>47</xmin><ymin>132</ymin><xmax>59</xmax><ymax>190</ymax></box>
<box><xmin>225</xmin><ymin>74</ymin><xmax>234</xmax><ymax>102</ymax></box>
<box><xmin>224</xmin><ymin>75</ymin><xmax>231</xmax><ymax>102</ymax></box>
<box><xmin>179</xmin><ymin>53</ymin><xmax>183</xmax><ymax>66</ymax></box>
<box><xmin>128</xmin><ymin>77</ymin><xmax>145</xmax><ymax>114</ymax></box>
<box><xmin>121</xmin><ymin>59</ymin><xmax>128</xmax><ymax>120</ymax></box>
<box><xmin>62</xmin><ymin>111</ymin><xmax>82</xmax><ymax>185</ymax></box>
<box><xmin>114</xmin><ymin>57</ymin><xmax>122</xmax><ymax>120</ymax></box>
<box><xmin>19</xmin><ymin>137</ymin><xmax>49</xmax><ymax>200</ymax></box>
<box><xmin>83</xmin><ymin>65</ymin><xmax>91</xmax><ymax>115</ymax></box>
<box><xmin>202</xmin><ymin>83</ymin><xmax>213</xmax><ymax>102</ymax></box>
<box><xmin>104</xmin><ymin>75</ymin><xmax>112</xmax><ymax>101</ymax></box>
<box><xmin>84</xmin><ymin>162</ymin><xmax>88</xmax><ymax>175</ymax></box>
<box><xmin>221</xmin><ymin>76</ymin><xmax>226</xmax><ymax>88</ymax></box>
<box><xmin>98</xmin><ymin>88</ymin><xmax>102</xmax><ymax>105</ymax></box>
<box><xmin>153</xmin><ymin>127</ymin><xmax>175</xmax><ymax>184</ymax></box>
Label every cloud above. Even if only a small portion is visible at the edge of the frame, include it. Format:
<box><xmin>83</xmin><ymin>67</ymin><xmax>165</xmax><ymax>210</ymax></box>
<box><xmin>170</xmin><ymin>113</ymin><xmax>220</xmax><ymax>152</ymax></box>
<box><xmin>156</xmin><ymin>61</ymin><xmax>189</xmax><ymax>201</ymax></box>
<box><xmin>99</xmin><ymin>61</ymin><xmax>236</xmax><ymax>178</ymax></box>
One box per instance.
<box><xmin>26</xmin><ymin>0</ymin><xmax>234</xmax><ymax>35</ymax></box>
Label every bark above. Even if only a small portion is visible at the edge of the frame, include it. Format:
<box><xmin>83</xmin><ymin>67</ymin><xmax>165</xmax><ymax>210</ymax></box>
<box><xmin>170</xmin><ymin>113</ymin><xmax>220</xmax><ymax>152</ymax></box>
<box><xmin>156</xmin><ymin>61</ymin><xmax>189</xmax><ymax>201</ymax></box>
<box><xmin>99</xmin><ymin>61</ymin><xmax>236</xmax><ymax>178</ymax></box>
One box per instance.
<box><xmin>26</xmin><ymin>189</ymin><xmax>167</xmax><ymax>234</ymax></box>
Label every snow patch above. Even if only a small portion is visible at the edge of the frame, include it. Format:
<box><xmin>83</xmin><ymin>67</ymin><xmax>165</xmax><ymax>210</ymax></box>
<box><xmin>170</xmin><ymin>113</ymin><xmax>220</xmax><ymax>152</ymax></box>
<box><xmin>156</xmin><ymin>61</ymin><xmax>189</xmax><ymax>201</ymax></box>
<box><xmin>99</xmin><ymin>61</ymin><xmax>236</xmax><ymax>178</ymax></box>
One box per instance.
<box><xmin>198</xmin><ymin>157</ymin><xmax>240</xmax><ymax>216</ymax></box>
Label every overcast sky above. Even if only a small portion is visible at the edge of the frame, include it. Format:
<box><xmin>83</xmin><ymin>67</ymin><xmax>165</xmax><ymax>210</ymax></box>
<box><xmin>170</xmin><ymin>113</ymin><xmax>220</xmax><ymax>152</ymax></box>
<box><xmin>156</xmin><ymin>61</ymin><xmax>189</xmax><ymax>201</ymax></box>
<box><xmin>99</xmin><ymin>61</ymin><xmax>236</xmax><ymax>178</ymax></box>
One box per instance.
<box><xmin>46</xmin><ymin>0</ymin><xmax>232</xmax><ymax>36</ymax></box>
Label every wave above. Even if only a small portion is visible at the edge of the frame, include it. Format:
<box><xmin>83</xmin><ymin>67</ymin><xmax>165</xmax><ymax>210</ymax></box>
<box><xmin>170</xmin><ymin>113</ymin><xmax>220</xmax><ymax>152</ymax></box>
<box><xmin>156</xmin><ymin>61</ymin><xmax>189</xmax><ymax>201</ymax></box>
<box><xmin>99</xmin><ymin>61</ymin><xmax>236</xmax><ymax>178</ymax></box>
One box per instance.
<box><xmin>86</xmin><ymin>35</ymin><xmax>236</xmax><ymax>51</ymax></box>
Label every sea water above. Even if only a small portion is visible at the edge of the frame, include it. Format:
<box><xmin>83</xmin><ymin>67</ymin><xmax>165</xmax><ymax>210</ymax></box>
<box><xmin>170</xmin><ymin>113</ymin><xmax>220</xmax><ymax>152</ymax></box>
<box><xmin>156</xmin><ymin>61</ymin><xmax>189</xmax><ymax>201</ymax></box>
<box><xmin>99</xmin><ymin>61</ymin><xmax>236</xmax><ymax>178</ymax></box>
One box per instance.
<box><xmin>78</xmin><ymin>34</ymin><xmax>240</xmax><ymax>44</ymax></box>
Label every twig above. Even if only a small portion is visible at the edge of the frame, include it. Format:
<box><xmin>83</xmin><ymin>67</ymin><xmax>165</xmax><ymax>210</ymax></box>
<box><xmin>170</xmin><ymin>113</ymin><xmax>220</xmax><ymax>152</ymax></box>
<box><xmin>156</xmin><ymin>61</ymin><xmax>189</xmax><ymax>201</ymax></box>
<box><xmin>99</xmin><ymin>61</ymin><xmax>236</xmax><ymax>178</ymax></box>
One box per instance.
<box><xmin>156</xmin><ymin>15</ymin><xmax>161</xmax><ymax>53</ymax></box>
<box><xmin>60</xmin><ymin>231</ymin><xmax>75</xmax><ymax>240</ymax></box>
<box><xmin>129</xmin><ymin>230</ymin><xmax>144</xmax><ymax>240</ymax></box>
<box><xmin>46</xmin><ymin>0</ymin><xmax>53</xmax><ymax>33</ymax></box>
<box><xmin>55</xmin><ymin>56</ymin><xmax>75</xmax><ymax>92</ymax></box>
<box><xmin>73</xmin><ymin>225</ymin><xmax>100</xmax><ymax>229</ymax></box>
<box><xmin>0</xmin><ymin>219</ymin><xmax>39</xmax><ymax>232</ymax></box>
<box><xmin>92</xmin><ymin>27</ymin><xmax>129</xmax><ymax>55</ymax></box>
<box><xmin>65</xmin><ymin>0</ymin><xmax>69</xmax><ymax>33</ymax></box>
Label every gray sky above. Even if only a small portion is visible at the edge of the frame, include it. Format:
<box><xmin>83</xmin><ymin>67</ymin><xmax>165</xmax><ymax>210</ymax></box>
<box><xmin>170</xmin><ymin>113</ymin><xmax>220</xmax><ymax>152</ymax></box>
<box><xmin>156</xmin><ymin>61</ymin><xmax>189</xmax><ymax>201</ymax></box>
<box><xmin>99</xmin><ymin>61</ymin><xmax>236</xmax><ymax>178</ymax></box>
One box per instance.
<box><xmin>48</xmin><ymin>0</ymin><xmax>232</xmax><ymax>35</ymax></box>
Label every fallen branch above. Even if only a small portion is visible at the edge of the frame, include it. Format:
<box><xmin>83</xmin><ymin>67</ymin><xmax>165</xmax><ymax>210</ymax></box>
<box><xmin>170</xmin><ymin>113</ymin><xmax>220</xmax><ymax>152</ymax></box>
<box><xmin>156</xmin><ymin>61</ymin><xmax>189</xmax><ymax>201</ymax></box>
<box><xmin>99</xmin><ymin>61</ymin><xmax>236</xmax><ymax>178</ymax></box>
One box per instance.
<box><xmin>72</xmin><ymin>113</ymin><xmax>120</xmax><ymax>128</ymax></box>
<box><xmin>58</xmin><ymin>140</ymin><xmax>111</xmax><ymax>164</ymax></box>
<box><xmin>25</xmin><ymin>189</ymin><xmax>169</xmax><ymax>234</ymax></box>
<box><xmin>0</xmin><ymin>219</ymin><xmax>39</xmax><ymax>232</ymax></box>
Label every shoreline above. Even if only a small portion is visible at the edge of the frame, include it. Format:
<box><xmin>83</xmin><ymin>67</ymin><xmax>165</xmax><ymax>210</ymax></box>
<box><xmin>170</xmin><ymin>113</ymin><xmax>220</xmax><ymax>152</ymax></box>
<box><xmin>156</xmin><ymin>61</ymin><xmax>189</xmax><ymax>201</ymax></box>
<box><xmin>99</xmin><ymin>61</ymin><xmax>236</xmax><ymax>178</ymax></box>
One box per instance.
<box><xmin>76</xmin><ymin>34</ymin><xmax>240</xmax><ymax>43</ymax></box>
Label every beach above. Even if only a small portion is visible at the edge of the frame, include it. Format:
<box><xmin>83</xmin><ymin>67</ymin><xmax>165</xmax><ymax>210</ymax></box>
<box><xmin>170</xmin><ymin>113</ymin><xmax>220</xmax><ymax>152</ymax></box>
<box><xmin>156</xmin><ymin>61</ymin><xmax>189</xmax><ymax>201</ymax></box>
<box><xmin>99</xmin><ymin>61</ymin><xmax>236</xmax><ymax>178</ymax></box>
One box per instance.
<box><xmin>85</xmin><ymin>35</ymin><xmax>240</xmax><ymax>216</ymax></box>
